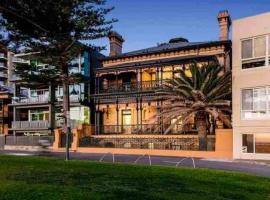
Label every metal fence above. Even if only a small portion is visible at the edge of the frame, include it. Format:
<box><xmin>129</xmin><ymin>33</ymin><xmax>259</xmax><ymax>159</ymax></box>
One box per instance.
<box><xmin>0</xmin><ymin>135</ymin><xmax>54</xmax><ymax>147</ymax></box>
<box><xmin>79</xmin><ymin>136</ymin><xmax>215</xmax><ymax>151</ymax></box>
<box><xmin>97</xmin><ymin>124</ymin><xmax>197</xmax><ymax>135</ymax></box>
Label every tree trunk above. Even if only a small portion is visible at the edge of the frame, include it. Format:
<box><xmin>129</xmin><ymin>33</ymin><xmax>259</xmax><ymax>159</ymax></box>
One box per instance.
<box><xmin>195</xmin><ymin>112</ymin><xmax>208</xmax><ymax>150</ymax></box>
<box><xmin>62</xmin><ymin>72</ymin><xmax>70</xmax><ymax>161</ymax></box>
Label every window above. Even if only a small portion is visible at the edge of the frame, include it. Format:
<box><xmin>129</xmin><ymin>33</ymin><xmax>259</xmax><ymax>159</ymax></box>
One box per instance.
<box><xmin>255</xmin><ymin>134</ymin><xmax>270</xmax><ymax>153</ymax></box>
<box><xmin>241</xmin><ymin>35</ymin><xmax>268</xmax><ymax>69</ymax></box>
<box><xmin>242</xmin><ymin>39</ymin><xmax>253</xmax><ymax>59</ymax></box>
<box><xmin>242</xmin><ymin>134</ymin><xmax>270</xmax><ymax>154</ymax></box>
<box><xmin>29</xmin><ymin>89</ymin><xmax>49</xmax><ymax>102</ymax></box>
<box><xmin>70</xmin><ymin>106</ymin><xmax>90</xmax><ymax>124</ymax></box>
<box><xmin>241</xmin><ymin>87</ymin><xmax>270</xmax><ymax>119</ymax></box>
<box><xmin>242</xmin><ymin>134</ymin><xmax>254</xmax><ymax>153</ymax></box>
<box><xmin>30</xmin><ymin>110</ymin><xmax>49</xmax><ymax>121</ymax></box>
<box><xmin>69</xmin><ymin>53</ymin><xmax>85</xmax><ymax>75</ymax></box>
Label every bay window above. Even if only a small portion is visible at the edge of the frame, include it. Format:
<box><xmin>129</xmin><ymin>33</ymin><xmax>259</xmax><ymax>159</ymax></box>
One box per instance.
<box><xmin>241</xmin><ymin>35</ymin><xmax>268</xmax><ymax>69</ymax></box>
<box><xmin>241</xmin><ymin>87</ymin><xmax>270</xmax><ymax>119</ymax></box>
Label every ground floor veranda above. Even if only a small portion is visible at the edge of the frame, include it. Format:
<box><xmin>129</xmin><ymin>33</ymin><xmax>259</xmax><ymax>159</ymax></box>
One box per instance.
<box><xmin>94</xmin><ymin>100</ymin><xmax>220</xmax><ymax>135</ymax></box>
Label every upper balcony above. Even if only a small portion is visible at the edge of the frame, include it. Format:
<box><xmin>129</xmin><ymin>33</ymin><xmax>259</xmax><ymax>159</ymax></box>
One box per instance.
<box><xmin>0</xmin><ymin>72</ymin><xmax>8</xmax><ymax>79</ymax></box>
<box><xmin>12</xmin><ymin>57</ymin><xmax>29</xmax><ymax>64</ymax></box>
<box><xmin>0</xmin><ymin>62</ymin><xmax>7</xmax><ymax>69</ymax></box>
<box><xmin>0</xmin><ymin>53</ymin><xmax>7</xmax><ymax>60</ymax></box>
<box><xmin>12</xmin><ymin>95</ymin><xmax>49</xmax><ymax>104</ymax></box>
<box><xmin>56</xmin><ymin>94</ymin><xmax>82</xmax><ymax>103</ymax></box>
<box><xmin>98</xmin><ymin>80</ymin><xmax>163</xmax><ymax>94</ymax></box>
<box><xmin>12</xmin><ymin>94</ymin><xmax>82</xmax><ymax>105</ymax></box>
<box><xmin>12</xmin><ymin>120</ymin><xmax>50</xmax><ymax>130</ymax></box>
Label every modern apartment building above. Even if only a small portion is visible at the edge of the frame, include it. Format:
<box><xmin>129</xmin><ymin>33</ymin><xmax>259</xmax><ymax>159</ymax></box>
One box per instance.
<box><xmin>232</xmin><ymin>12</ymin><xmax>270</xmax><ymax>159</ymax></box>
<box><xmin>9</xmin><ymin>48</ymin><xmax>101</xmax><ymax>136</ymax></box>
<box><xmin>89</xmin><ymin>11</ymin><xmax>231</xmax><ymax>150</ymax></box>
<box><xmin>0</xmin><ymin>46</ymin><xmax>9</xmax><ymax>86</ymax></box>
<box><xmin>0</xmin><ymin>46</ymin><xmax>14</xmax><ymax>135</ymax></box>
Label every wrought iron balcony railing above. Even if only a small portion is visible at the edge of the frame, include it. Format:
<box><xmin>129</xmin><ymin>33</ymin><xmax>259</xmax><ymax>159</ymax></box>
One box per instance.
<box><xmin>12</xmin><ymin>120</ymin><xmax>50</xmax><ymax>130</ymax></box>
<box><xmin>98</xmin><ymin>80</ymin><xmax>167</xmax><ymax>94</ymax></box>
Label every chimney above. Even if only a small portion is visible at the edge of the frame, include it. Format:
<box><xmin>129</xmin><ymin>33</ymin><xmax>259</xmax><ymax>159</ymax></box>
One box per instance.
<box><xmin>217</xmin><ymin>10</ymin><xmax>231</xmax><ymax>41</ymax></box>
<box><xmin>108</xmin><ymin>31</ymin><xmax>124</xmax><ymax>56</ymax></box>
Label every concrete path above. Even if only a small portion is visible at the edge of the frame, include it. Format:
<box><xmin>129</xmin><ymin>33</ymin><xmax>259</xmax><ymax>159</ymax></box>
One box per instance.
<box><xmin>1</xmin><ymin>150</ymin><xmax>270</xmax><ymax>177</ymax></box>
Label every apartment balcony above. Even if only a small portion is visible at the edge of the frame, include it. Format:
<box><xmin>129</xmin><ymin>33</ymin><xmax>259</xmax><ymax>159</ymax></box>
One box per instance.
<box><xmin>98</xmin><ymin>80</ymin><xmax>164</xmax><ymax>94</ymax></box>
<box><xmin>12</xmin><ymin>57</ymin><xmax>29</xmax><ymax>64</ymax></box>
<box><xmin>57</xmin><ymin>95</ymin><xmax>81</xmax><ymax>103</ymax></box>
<box><xmin>12</xmin><ymin>95</ymin><xmax>49</xmax><ymax>104</ymax></box>
<box><xmin>12</xmin><ymin>120</ymin><xmax>50</xmax><ymax>130</ymax></box>
<box><xmin>0</xmin><ymin>63</ymin><xmax>7</xmax><ymax>69</ymax></box>
<box><xmin>0</xmin><ymin>53</ymin><xmax>7</xmax><ymax>60</ymax></box>
<box><xmin>0</xmin><ymin>72</ymin><xmax>8</xmax><ymax>79</ymax></box>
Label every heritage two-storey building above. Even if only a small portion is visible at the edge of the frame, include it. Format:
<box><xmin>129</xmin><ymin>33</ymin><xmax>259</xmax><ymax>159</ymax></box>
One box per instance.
<box><xmin>93</xmin><ymin>11</ymin><xmax>232</xmax><ymax>139</ymax></box>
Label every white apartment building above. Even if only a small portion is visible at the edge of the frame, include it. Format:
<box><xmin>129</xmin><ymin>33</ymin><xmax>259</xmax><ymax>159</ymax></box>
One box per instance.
<box><xmin>233</xmin><ymin>12</ymin><xmax>270</xmax><ymax>160</ymax></box>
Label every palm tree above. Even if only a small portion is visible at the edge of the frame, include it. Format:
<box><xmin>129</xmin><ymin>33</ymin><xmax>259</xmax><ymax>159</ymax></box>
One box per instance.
<box><xmin>157</xmin><ymin>62</ymin><xmax>232</xmax><ymax>150</ymax></box>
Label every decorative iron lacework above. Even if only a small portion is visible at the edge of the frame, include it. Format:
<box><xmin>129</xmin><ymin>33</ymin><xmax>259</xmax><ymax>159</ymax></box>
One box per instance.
<box><xmin>79</xmin><ymin>136</ymin><xmax>215</xmax><ymax>151</ymax></box>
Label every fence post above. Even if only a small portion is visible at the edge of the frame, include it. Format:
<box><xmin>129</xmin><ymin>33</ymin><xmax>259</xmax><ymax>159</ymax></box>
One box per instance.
<box><xmin>53</xmin><ymin>129</ymin><xmax>61</xmax><ymax>150</ymax></box>
<box><xmin>71</xmin><ymin>128</ymin><xmax>80</xmax><ymax>152</ymax></box>
<box><xmin>215</xmin><ymin>129</ymin><xmax>233</xmax><ymax>159</ymax></box>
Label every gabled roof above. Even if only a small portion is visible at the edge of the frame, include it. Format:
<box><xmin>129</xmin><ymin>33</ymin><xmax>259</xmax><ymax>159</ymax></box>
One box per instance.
<box><xmin>101</xmin><ymin>40</ymin><xmax>231</xmax><ymax>61</ymax></box>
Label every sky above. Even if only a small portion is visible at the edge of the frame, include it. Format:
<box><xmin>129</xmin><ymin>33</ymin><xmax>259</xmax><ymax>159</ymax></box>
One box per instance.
<box><xmin>93</xmin><ymin>0</ymin><xmax>270</xmax><ymax>55</ymax></box>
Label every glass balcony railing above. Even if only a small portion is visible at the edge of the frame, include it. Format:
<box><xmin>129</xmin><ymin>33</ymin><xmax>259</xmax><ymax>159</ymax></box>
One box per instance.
<box><xmin>12</xmin><ymin>120</ymin><xmax>50</xmax><ymax>129</ymax></box>
<box><xmin>0</xmin><ymin>53</ymin><xmax>6</xmax><ymax>59</ymax></box>
<box><xmin>0</xmin><ymin>72</ymin><xmax>8</xmax><ymax>78</ymax></box>
<box><xmin>56</xmin><ymin>94</ymin><xmax>81</xmax><ymax>102</ymax></box>
<box><xmin>0</xmin><ymin>63</ymin><xmax>6</xmax><ymax>68</ymax></box>
<box><xmin>12</xmin><ymin>95</ymin><xmax>49</xmax><ymax>104</ymax></box>
<box><xmin>12</xmin><ymin>57</ymin><xmax>29</xmax><ymax>63</ymax></box>
<box><xmin>12</xmin><ymin>94</ymin><xmax>82</xmax><ymax>104</ymax></box>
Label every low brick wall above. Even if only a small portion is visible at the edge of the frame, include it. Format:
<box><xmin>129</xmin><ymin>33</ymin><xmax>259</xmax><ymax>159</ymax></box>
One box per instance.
<box><xmin>53</xmin><ymin>129</ymin><xmax>233</xmax><ymax>160</ymax></box>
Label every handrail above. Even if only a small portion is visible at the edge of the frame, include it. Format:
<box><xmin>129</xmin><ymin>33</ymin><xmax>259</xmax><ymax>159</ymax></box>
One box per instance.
<box><xmin>99</xmin><ymin>79</ymin><xmax>169</xmax><ymax>93</ymax></box>
<box><xmin>97</xmin><ymin>124</ymin><xmax>197</xmax><ymax>135</ymax></box>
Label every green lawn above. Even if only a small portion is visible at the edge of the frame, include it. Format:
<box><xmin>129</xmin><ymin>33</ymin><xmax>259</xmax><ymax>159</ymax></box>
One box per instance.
<box><xmin>0</xmin><ymin>155</ymin><xmax>269</xmax><ymax>200</ymax></box>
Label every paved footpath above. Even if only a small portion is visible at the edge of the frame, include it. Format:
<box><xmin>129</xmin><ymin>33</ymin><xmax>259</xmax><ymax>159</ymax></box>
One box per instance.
<box><xmin>1</xmin><ymin>150</ymin><xmax>270</xmax><ymax>178</ymax></box>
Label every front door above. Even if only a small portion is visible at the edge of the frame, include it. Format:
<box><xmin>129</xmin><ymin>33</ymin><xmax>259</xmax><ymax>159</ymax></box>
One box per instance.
<box><xmin>122</xmin><ymin>109</ymin><xmax>132</xmax><ymax>134</ymax></box>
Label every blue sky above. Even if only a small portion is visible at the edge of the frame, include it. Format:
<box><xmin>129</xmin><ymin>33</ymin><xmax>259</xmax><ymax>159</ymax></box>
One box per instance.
<box><xmin>94</xmin><ymin>0</ymin><xmax>270</xmax><ymax>55</ymax></box>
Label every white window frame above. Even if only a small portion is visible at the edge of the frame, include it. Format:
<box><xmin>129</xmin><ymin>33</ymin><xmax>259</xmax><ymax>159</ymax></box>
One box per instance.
<box><xmin>29</xmin><ymin>110</ymin><xmax>49</xmax><ymax>121</ymax></box>
<box><xmin>241</xmin><ymin>34</ymin><xmax>269</xmax><ymax>70</ymax></box>
<box><xmin>241</xmin><ymin>86</ymin><xmax>270</xmax><ymax>120</ymax></box>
